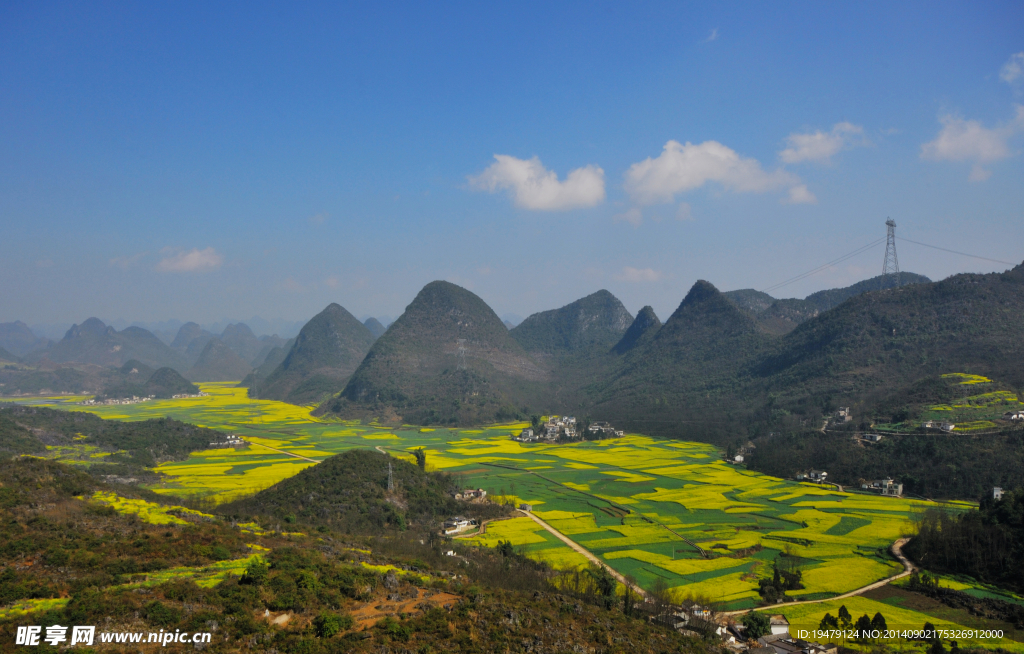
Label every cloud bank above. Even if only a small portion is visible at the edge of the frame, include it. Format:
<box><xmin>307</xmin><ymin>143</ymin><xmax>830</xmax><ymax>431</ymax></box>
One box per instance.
<box><xmin>155</xmin><ymin>247</ymin><xmax>224</xmax><ymax>273</ymax></box>
<box><xmin>1000</xmin><ymin>52</ymin><xmax>1024</xmax><ymax>88</ymax></box>
<box><xmin>469</xmin><ymin>154</ymin><xmax>605</xmax><ymax>211</ymax></box>
<box><xmin>920</xmin><ymin>105</ymin><xmax>1024</xmax><ymax>181</ymax></box>
<box><xmin>779</xmin><ymin>122</ymin><xmax>864</xmax><ymax>164</ymax></box>
<box><xmin>624</xmin><ymin>140</ymin><xmax>813</xmax><ymax>204</ymax></box>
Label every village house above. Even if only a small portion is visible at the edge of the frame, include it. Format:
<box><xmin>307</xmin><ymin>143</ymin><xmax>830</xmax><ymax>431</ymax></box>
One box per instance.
<box><xmin>513</xmin><ymin>428</ymin><xmax>537</xmax><ymax>442</ymax></box>
<box><xmin>587</xmin><ymin>421</ymin><xmax>624</xmax><ymax>438</ymax></box>
<box><xmin>209</xmin><ymin>434</ymin><xmax>245</xmax><ymax>448</ymax></box>
<box><xmin>862</xmin><ymin>477</ymin><xmax>903</xmax><ymax>496</ymax></box>
<box><xmin>993</xmin><ymin>487</ymin><xmax>1003</xmax><ymax>500</ymax></box>
<box><xmin>1003</xmin><ymin>410</ymin><xmax>1024</xmax><ymax>421</ymax></box>
<box><xmin>834</xmin><ymin>407</ymin><xmax>852</xmax><ymax>423</ymax></box>
<box><xmin>808</xmin><ymin>470</ymin><xmax>828</xmax><ymax>483</ymax></box>
<box><xmin>454</xmin><ymin>488</ymin><xmax>487</xmax><ymax>501</ymax></box>
<box><xmin>441</xmin><ymin>516</ymin><xmax>477</xmax><ymax>535</ymax></box>
<box><xmin>863</xmin><ymin>433</ymin><xmax>883</xmax><ymax>442</ymax></box>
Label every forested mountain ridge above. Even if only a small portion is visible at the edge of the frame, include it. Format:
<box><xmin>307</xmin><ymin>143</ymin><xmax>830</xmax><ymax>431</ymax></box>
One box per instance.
<box><xmin>510</xmin><ymin>289</ymin><xmax>633</xmax><ymax>356</ymax></box>
<box><xmin>321</xmin><ymin>281</ymin><xmax>547</xmax><ymax>425</ymax></box>
<box><xmin>24</xmin><ymin>318</ymin><xmax>189</xmax><ymax>371</ymax></box>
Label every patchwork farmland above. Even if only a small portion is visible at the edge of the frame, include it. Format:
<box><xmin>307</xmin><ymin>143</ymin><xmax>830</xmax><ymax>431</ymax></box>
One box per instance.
<box><xmin>16</xmin><ymin>383</ymin><xmax>971</xmax><ymax>612</ymax></box>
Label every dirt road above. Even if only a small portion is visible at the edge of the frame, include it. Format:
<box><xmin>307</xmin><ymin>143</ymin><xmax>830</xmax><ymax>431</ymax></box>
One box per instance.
<box><xmin>517</xmin><ymin>509</ymin><xmax>649</xmax><ymax>599</ymax></box>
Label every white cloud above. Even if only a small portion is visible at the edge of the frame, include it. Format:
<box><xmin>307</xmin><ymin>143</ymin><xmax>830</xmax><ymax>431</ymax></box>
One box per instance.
<box><xmin>920</xmin><ymin>105</ymin><xmax>1024</xmax><ymax>181</ymax></box>
<box><xmin>613</xmin><ymin>207</ymin><xmax>643</xmax><ymax>227</ymax></box>
<box><xmin>779</xmin><ymin>122</ymin><xmax>864</xmax><ymax>164</ymax></box>
<box><xmin>155</xmin><ymin>247</ymin><xmax>224</xmax><ymax>273</ymax></box>
<box><xmin>624</xmin><ymin>140</ymin><xmax>802</xmax><ymax>205</ymax></box>
<box><xmin>785</xmin><ymin>184</ymin><xmax>817</xmax><ymax>204</ymax></box>
<box><xmin>308</xmin><ymin>212</ymin><xmax>328</xmax><ymax>225</ymax></box>
<box><xmin>704</xmin><ymin>28</ymin><xmax>719</xmax><ymax>43</ymax></box>
<box><xmin>324</xmin><ymin>276</ymin><xmax>341</xmax><ymax>288</ymax></box>
<box><xmin>1000</xmin><ymin>52</ymin><xmax>1024</xmax><ymax>87</ymax></box>
<box><xmin>616</xmin><ymin>266</ymin><xmax>662</xmax><ymax>283</ymax></box>
<box><xmin>468</xmin><ymin>154</ymin><xmax>605</xmax><ymax>211</ymax></box>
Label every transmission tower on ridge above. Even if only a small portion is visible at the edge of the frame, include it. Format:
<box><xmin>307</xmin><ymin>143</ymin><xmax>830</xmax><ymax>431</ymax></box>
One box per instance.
<box><xmin>456</xmin><ymin>339</ymin><xmax>467</xmax><ymax>370</ymax></box>
<box><xmin>882</xmin><ymin>218</ymin><xmax>900</xmax><ymax>289</ymax></box>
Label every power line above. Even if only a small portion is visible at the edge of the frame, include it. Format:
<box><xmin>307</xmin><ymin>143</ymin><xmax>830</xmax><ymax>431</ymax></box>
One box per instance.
<box><xmin>760</xmin><ymin>237</ymin><xmax>885</xmax><ymax>294</ymax></box>
<box><xmin>898</xmin><ymin>236</ymin><xmax>1017</xmax><ymax>266</ymax></box>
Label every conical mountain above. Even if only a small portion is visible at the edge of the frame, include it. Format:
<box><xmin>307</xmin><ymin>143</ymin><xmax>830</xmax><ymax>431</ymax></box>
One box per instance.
<box><xmin>0</xmin><ymin>321</ymin><xmax>49</xmax><ymax>357</ymax></box>
<box><xmin>219</xmin><ymin>323</ymin><xmax>265</xmax><ymax>362</ymax></box>
<box><xmin>29</xmin><ymin>318</ymin><xmax>188</xmax><ymax>371</ymax></box>
<box><xmin>186</xmin><ymin>338</ymin><xmax>252</xmax><ymax>382</ymax></box>
<box><xmin>256</xmin><ymin>304</ymin><xmax>375</xmax><ymax>405</ymax></box>
<box><xmin>363</xmin><ymin>317</ymin><xmax>386</xmax><ymax>339</ymax></box>
<box><xmin>170</xmin><ymin>322</ymin><xmax>208</xmax><ymax>350</ymax></box>
<box><xmin>590</xmin><ymin>280</ymin><xmax>772</xmax><ymax>440</ymax></box>
<box><xmin>510</xmin><ymin>290</ymin><xmax>633</xmax><ymax>356</ymax></box>
<box><xmin>320</xmin><ymin>281</ymin><xmax>546</xmax><ymax>425</ymax></box>
<box><xmin>611</xmin><ymin>306</ymin><xmax>661</xmax><ymax>354</ymax></box>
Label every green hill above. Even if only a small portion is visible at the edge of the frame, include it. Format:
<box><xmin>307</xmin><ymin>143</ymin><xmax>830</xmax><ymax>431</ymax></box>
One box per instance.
<box><xmin>611</xmin><ymin>305</ymin><xmax>661</xmax><ymax>354</ymax></box>
<box><xmin>321</xmin><ymin>281</ymin><xmax>546</xmax><ymax>425</ymax></box>
<box><xmin>97</xmin><ymin>365</ymin><xmax>199</xmax><ymax>400</ymax></box>
<box><xmin>256</xmin><ymin>303</ymin><xmax>375</xmax><ymax>405</ymax></box>
<box><xmin>186</xmin><ymin>338</ymin><xmax>252</xmax><ymax>382</ymax></box>
<box><xmin>27</xmin><ymin>318</ymin><xmax>188</xmax><ymax>371</ymax></box>
<box><xmin>510</xmin><ymin>290</ymin><xmax>633</xmax><ymax>356</ymax></box>
<box><xmin>223</xmin><ymin>448</ymin><xmax>507</xmax><ymax>532</ymax></box>
<box><xmin>363</xmin><ymin>317</ymin><xmax>386</xmax><ymax>338</ymax></box>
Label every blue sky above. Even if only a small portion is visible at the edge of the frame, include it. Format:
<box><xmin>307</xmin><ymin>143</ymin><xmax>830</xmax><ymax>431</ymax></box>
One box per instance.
<box><xmin>2</xmin><ymin>1</ymin><xmax>1023</xmax><ymax>331</ymax></box>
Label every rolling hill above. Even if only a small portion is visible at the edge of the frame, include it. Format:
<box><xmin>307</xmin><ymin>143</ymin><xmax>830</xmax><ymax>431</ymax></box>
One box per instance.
<box><xmin>321</xmin><ymin>281</ymin><xmax>547</xmax><ymax>425</ymax></box>
<box><xmin>255</xmin><ymin>303</ymin><xmax>375</xmax><ymax>405</ymax></box>
<box><xmin>96</xmin><ymin>363</ymin><xmax>199</xmax><ymax>400</ymax></box>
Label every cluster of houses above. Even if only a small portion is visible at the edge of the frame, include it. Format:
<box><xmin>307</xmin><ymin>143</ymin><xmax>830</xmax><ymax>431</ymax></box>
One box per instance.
<box><xmin>587</xmin><ymin>421</ymin><xmax>624</xmax><ymax>438</ymax></box>
<box><xmin>79</xmin><ymin>395</ymin><xmax>154</xmax><ymax>406</ymax></box>
<box><xmin>1003</xmin><ymin>410</ymin><xmax>1024</xmax><ymax>421</ymax></box>
<box><xmin>209</xmin><ymin>434</ymin><xmax>245</xmax><ymax>448</ymax></box>
<box><xmin>921</xmin><ymin>420</ymin><xmax>956</xmax><ymax>432</ymax></box>
<box><xmin>657</xmin><ymin>607</ymin><xmax>835</xmax><ymax>654</ymax></box>
<box><xmin>172</xmin><ymin>392</ymin><xmax>211</xmax><ymax>399</ymax></box>
<box><xmin>512</xmin><ymin>417</ymin><xmax>625</xmax><ymax>443</ymax></box>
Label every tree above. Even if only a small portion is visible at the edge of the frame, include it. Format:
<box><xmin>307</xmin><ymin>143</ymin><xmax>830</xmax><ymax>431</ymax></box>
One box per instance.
<box><xmin>496</xmin><ymin>540</ymin><xmax>514</xmax><ymax>558</ymax></box>
<box><xmin>413</xmin><ymin>448</ymin><xmax>426</xmax><ymax>471</ymax></box>
<box><xmin>870</xmin><ymin>612</ymin><xmax>887</xmax><ymax>633</ymax></box>
<box><xmin>241</xmin><ymin>558</ymin><xmax>268</xmax><ymax>586</ymax></box>
<box><xmin>837</xmin><ymin>605</ymin><xmax>852</xmax><ymax>629</ymax></box>
<box><xmin>818</xmin><ymin>613</ymin><xmax>839</xmax><ymax>631</ymax></box>
<box><xmin>314</xmin><ymin>613</ymin><xmax>341</xmax><ymax>638</ymax></box>
<box><xmin>854</xmin><ymin>614</ymin><xmax>873</xmax><ymax>640</ymax></box>
<box><xmin>622</xmin><ymin>575</ymin><xmax>640</xmax><ymax>617</ymax></box>
<box><xmin>741</xmin><ymin>611</ymin><xmax>771</xmax><ymax>639</ymax></box>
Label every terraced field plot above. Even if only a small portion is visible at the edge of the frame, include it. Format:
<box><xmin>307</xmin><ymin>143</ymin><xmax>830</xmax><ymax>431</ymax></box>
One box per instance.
<box><xmin>22</xmin><ymin>384</ymin><xmax>971</xmax><ymax>611</ymax></box>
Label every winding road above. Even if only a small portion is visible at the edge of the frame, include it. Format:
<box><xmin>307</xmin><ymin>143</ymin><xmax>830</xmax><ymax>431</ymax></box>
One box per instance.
<box><xmin>722</xmin><ymin>537</ymin><xmax>917</xmax><ymax>615</ymax></box>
